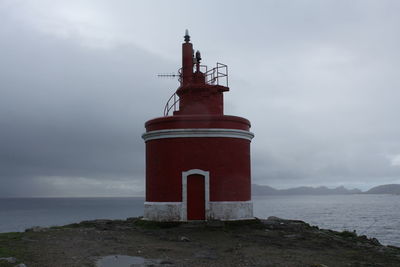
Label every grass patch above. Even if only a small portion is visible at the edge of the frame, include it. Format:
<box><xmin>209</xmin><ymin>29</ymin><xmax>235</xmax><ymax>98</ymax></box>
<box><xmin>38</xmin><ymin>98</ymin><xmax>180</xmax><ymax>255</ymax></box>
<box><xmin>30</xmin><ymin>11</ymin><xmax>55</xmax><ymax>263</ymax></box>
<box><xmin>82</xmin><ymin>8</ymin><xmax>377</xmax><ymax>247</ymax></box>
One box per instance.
<box><xmin>0</xmin><ymin>246</ymin><xmax>15</xmax><ymax>258</ymax></box>
<box><xmin>0</xmin><ymin>232</ymin><xmax>31</xmax><ymax>262</ymax></box>
<box><xmin>51</xmin><ymin>221</ymin><xmax>99</xmax><ymax>229</ymax></box>
<box><xmin>51</xmin><ymin>223</ymin><xmax>87</xmax><ymax>229</ymax></box>
<box><xmin>0</xmin><ymin>259</ymin><xmax>16</xmax><ymax>267</ymax></box>
<box><xmin>0</xmin><ymin>232</ymin><xmax>23</xmax><ymax>242</ymax></box>
<box><xmin>51</xmin><ymin>219</ymin><xmax>129</xmax><ymax>230</ymax></box>
<box><xmin>337</xmin><ymin>230</ymin><xmax>357</xmax><ymax>238</ymax></box>
<box><xmin>0</xmin><ymin>245</ymin><xmax>29</xmax><ymax>266</ymax></box>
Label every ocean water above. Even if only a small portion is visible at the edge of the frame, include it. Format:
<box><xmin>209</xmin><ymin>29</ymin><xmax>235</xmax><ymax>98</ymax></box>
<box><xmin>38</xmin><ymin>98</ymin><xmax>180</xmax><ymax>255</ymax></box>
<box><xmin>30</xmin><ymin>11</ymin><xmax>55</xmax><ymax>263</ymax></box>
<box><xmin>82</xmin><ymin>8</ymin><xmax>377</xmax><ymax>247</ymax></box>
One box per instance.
<box><xmin>0</xmin><ymin>197</ymin><xmax>144</xmax><ymax>233</ymax></box>
<box><xmin>0</xmin><ymin>195</ymin><xmax>399</xmax><ymax>247</ymax></box>
<box><xmin>253</xmin><ymin>194</ymin><xmax>400</xmax><ymax>247</ymax></box>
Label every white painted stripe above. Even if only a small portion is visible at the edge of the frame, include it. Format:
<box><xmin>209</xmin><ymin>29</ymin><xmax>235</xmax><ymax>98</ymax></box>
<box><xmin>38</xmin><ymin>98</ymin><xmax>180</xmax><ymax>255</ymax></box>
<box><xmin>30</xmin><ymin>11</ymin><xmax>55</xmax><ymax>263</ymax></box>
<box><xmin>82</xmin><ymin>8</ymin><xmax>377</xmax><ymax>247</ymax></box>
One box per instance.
<box><xmin>144</xmin><ymin>202</ymin><xmax>181</xmax><ymax>205</ymax></box>
<box><xmin>209</xmin><ymin>201</ymin><xmax>252</xmax><ymax>204</ymax></box>
<box><xmin>142</xmin><ymin>128</ymin><xmax>254</xmax><ymax>142</ymax></box>
<box><xmin>144</xmin><ymin>201</ymin><xmax>252</xmax><ymax>205</ymax></box>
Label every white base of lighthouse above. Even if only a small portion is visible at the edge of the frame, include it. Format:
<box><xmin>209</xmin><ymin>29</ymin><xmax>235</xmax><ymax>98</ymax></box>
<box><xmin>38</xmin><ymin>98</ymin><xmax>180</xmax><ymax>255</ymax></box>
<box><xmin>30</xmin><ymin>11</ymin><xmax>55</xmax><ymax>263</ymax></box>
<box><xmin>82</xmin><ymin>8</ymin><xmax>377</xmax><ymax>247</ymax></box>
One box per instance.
<box><xmin>143</xmin><ymin>201</ymin><xmax>253</xmax><ymax>221</ymax></box>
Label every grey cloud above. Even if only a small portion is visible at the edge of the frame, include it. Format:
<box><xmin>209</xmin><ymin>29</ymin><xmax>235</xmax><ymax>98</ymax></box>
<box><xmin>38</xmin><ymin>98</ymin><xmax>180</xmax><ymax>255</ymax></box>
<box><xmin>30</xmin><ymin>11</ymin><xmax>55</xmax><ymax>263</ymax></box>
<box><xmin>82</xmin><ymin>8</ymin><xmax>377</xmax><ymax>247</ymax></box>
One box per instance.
<box><xmin>0</xmin><ymin>20</ymin><xmax>176</xmax><ymax>196</ymax></box>
<box><xmin>1</xmin><ymin>1</ymin><xmax>400</xmax><ymax>196</ymax></box>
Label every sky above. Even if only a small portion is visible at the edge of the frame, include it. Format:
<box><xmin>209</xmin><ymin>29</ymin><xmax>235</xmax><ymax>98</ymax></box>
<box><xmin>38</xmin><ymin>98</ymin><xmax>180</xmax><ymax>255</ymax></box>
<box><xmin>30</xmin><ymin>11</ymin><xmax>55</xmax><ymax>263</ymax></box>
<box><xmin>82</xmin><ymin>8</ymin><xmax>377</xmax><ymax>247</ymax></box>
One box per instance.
<box><xmin>1</xmin><ymin>0</ymin><xmax>400</xmax><ymax>197</ymax></box>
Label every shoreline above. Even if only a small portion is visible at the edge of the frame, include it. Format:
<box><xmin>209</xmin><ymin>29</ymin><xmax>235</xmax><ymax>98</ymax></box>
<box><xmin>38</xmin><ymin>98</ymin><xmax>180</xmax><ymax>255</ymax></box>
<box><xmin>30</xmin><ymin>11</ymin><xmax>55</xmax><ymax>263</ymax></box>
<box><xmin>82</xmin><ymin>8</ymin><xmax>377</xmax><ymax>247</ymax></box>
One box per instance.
<box><xmin>1</xmin><ymin>217</ymin><xmax>400</xmax><ymax>267</ymax></box>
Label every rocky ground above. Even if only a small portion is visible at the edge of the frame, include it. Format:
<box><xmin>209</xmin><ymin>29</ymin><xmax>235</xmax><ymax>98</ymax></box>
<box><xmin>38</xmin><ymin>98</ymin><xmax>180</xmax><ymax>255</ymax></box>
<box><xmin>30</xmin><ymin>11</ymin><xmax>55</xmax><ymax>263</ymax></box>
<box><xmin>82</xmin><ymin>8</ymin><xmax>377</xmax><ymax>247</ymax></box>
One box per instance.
<box><xmin>1</xmin><ymin>217</ymin><xmax>400</xmax><ymax>267</ymax></box>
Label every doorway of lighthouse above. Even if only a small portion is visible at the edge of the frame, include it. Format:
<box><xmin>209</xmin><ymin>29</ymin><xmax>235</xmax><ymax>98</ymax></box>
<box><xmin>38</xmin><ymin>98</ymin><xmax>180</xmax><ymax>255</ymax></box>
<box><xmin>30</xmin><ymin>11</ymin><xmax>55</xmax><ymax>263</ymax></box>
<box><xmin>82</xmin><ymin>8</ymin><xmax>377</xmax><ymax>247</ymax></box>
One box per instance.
<box><xmin>187</xmin><ymin>174</ymin><xmax>205</xmax><ymax>220</ymax></box>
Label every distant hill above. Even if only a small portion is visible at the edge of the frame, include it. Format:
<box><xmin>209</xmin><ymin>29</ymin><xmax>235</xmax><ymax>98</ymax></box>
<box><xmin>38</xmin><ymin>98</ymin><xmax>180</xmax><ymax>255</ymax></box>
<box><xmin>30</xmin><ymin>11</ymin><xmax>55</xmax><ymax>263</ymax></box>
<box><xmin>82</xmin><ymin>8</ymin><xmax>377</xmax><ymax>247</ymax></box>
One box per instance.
<box><xmin>252</xmin><ymin>185</ymin><xmax>279</xmax><ymax>195</ymax></box>
<box><xmin>364</xmin><ymin>184</ymin><xmax>400</xmax><ymax>194</ymax></box>
<box><xmin>252</xmin><ymin>184</ymin><xmax>362</xmax><ymax>196</ymax></box>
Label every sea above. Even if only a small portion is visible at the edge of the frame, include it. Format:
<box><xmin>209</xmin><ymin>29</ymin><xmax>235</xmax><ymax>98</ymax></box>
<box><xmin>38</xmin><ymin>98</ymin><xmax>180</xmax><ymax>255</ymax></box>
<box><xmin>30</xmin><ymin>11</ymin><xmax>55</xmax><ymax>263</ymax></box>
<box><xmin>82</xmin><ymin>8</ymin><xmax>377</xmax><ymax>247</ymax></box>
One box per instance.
<box><xmin>0</xmin><ymin>194</ymin><xmax>399</xmax><ymax>247</ymax></box>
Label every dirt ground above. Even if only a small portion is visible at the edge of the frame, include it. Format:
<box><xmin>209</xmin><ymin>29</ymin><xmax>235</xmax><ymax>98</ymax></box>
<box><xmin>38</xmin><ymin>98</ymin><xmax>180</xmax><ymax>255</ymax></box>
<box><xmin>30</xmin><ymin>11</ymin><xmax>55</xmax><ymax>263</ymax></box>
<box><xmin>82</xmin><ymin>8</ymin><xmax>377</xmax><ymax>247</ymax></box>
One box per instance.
<box><xmin>1</xmin><ymin>217</ymin><xmax>400</xmax><ymax>267</ymax></box>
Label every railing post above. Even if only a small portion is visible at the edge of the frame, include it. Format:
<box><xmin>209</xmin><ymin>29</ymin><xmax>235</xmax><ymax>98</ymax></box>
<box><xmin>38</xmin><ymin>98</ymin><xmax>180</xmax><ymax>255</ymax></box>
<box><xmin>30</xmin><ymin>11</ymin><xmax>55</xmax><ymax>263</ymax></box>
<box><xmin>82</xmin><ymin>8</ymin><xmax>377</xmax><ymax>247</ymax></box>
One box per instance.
<box><xmin>225</xmin><ymin>64</ymin><xmax>228</xmax><ymax>87</ymax></box>
<box><xmin>173</xmin><ymin>94</ymin><xmax>176</xmax><ymax>112</ymax></box>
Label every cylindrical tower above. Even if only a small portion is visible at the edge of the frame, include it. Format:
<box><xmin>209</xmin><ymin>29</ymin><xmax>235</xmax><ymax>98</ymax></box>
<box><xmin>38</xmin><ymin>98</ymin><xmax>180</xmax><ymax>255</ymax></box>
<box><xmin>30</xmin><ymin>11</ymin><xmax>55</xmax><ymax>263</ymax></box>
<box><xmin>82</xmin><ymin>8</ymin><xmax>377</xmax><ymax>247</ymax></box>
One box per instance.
<box><xmin>142</xmin><ymin>31</ymin><xmax>254</xmax><ymax>221</ymax></box>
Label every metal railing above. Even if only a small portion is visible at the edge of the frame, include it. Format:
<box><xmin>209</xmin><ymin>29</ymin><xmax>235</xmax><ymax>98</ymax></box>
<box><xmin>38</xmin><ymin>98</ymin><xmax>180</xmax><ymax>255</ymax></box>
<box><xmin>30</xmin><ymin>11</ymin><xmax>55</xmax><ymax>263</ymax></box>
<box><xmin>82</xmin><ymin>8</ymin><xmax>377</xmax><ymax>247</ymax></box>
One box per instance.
<box><xmin>163</xmin><ymin>63</ymin><xmax>228</xmax><ymax>116</ymax></box>
<box><xmin>205</xmin><ymin>63</ymin><xmax>228</xmax><ymax>87</ymax></box>
<box><xmin>163</xmin><ymin>92</ymin><xmax>179</xmax><ymax>116</ymax></box>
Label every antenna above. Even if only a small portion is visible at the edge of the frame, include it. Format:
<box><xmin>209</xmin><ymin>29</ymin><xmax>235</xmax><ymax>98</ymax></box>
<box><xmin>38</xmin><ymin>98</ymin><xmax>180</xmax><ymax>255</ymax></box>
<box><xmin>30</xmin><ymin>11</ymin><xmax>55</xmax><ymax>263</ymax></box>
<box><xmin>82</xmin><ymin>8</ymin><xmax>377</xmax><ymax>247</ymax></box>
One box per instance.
<box><xmin>157</xmin><ymin>73</ymin><xmax>179</xmax><ymax>78</ymax></box>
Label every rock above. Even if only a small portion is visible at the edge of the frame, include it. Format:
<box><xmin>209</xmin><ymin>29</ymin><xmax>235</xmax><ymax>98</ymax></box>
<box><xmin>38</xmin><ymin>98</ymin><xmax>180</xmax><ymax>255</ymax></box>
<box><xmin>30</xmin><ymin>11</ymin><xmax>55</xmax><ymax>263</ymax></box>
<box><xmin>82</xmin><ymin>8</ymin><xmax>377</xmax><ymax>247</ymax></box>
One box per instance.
<box><xmin>284</xmin><ymin>234</ymin><xmax>301</xmax><ymax>239</ymax></box>
<box><xmin>262</xmin><ymin>217</ymin><xmax>311</xmax><ymax>232</ymax></box>
<box><xmin>359</xmin><ymin>235</ymin><xmax>368</xmax><ymax>240</ymax></box>
<box><xmin>179</xmin><ymin>236</ymin><xmax>190</xmax><ymax>242</ymax></box>
<box><xmin>370</xmin><ymin>238</ymin><xmax>381</xmax><ymax>246</ymax></box>
<box><xmin>129</xmin><ymin>258</ymin><xmax>175</xmax><ymax>267</ymax></box>
<box><xmin>83</xmin><ymin>219</ymin><xmax>115</xmax><ymax>230</ymax></box>
<box><xmin>25</xmin><ymin>226</ymin><xmax>47</xmax><ymax>232</ymax></box>
<box><xmin>159</xmin><ymin>260</ymin><xmax>174</xmax><ymax>264</ymax></box>
<box><xmin>266</xmin><ymin>216</ymin><xmax>284</xmax><ymax>221</ymax></box>
<box><xmin>126</xmin><ymin>217</ymin><xmax>139</xmax><ymax>222</ymax></box>
<box><xmin>206</xmin><ymin>220</ymin><xmax>224</xmax><ymax>227</ymax></box>
<box><xmin>0</xmin><ymin>257</ymin><xmax>17</xmax><ymax>263</ymax></box>
<box><xmin>193</xmin><ymin>250</ymin><xmax>218</xmax><ymax>260</ymax></box>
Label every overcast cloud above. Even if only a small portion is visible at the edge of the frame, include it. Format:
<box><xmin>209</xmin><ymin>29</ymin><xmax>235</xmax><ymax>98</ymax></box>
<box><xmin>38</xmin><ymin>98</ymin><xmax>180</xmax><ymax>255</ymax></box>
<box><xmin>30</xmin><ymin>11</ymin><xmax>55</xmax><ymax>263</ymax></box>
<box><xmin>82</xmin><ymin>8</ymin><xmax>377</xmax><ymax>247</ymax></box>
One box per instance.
<box><xmin>1</xmin><ymin>0</ymin><xmax>400</xmax><ymax>196</ymax></box>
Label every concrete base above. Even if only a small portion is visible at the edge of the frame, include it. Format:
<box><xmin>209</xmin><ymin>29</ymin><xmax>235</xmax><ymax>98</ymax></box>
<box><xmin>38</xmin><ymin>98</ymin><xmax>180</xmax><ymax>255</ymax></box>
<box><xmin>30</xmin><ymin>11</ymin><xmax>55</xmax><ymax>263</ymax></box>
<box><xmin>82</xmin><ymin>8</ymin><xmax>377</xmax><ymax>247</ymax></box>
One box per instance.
<box><xmin>144</xmin><ymin>201</ymin><xmax>253</xmax><ymax>221</ymax></box>
<box><xmin>144</xmin><ymin>202</ymin><xmax>182</xmax><ymax>221</ymax></box>
<box><xmin>208</xmin><ymin>201</ymin><xmax>253</xmax><ymax>220</ymax></box>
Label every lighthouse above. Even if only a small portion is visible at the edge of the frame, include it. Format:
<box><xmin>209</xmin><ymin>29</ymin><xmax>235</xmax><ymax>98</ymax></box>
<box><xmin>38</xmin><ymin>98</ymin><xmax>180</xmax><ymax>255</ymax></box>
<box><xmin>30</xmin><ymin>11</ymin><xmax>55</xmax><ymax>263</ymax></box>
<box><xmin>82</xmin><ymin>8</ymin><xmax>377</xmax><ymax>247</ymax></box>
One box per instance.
<box><xmin>142</xmin><ymin>31</ymin><xmax>254</xmax><ymax>221</ymax></box>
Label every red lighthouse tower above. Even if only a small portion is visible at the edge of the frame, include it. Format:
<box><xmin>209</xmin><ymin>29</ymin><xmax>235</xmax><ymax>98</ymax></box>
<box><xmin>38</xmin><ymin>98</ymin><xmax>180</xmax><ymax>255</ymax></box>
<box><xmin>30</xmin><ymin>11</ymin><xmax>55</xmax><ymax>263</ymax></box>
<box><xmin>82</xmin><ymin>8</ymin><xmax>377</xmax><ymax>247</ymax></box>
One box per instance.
<box><xmin>142</xmin><ymin>31</ymin><xmax>254</xmax><ymax>221</ymax></box>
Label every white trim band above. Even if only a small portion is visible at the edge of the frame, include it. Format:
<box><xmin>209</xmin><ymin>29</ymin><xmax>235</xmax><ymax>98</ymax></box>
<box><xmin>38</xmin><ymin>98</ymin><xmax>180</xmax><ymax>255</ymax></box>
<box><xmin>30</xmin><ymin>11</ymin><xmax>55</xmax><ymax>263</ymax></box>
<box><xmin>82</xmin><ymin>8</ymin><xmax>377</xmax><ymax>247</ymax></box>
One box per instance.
<box><xmin>142</xmin><ymin>128</ymin><xmax>254</xmax><ymax>142</ymax></box>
